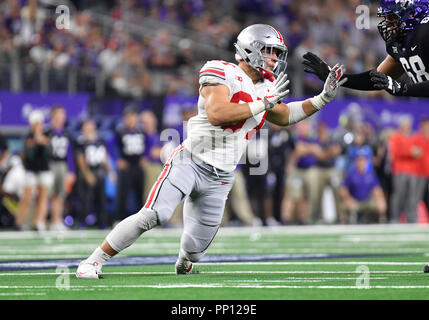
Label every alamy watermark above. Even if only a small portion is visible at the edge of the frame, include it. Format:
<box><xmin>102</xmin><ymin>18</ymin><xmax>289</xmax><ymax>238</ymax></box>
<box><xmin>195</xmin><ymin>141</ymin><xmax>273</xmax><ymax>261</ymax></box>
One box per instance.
<box><xmin>55</xmin><ymin>265</ymin><xmax>70</xmax><ymax>291</ymax></box>
<box><xmin>355</xmin><ymin>265</ymin><xmax>370</xmax><ymax>289</ymax></box>
<box><xmin>159</xmin><ymin>122</ymin><xmax>270</xmax><ymax>176</ymax></box>
<box><xmin>55</xmin><ymin>5</ymin><xmax>71</xmax><ymax>30</ymax></box>
<box><xmin>355</xmin><ymin>5</ymin><xmax>371</xmax><ymax>30</ymax></box>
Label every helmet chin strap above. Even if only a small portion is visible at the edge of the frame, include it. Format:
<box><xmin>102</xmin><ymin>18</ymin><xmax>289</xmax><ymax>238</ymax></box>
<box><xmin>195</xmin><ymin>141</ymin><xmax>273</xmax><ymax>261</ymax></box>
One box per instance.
<box><xmin>259</xmin><ymin>68</ymin><xmax>275</xmax><ymax>82</ymax></box>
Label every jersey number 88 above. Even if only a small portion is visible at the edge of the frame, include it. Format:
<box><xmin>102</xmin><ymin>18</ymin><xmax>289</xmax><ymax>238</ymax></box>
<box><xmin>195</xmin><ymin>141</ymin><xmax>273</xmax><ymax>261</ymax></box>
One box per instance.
<box><xmin>399</xmin><ymin>55</ymin><xmax>429</xmax><ymax>83</ymax></box>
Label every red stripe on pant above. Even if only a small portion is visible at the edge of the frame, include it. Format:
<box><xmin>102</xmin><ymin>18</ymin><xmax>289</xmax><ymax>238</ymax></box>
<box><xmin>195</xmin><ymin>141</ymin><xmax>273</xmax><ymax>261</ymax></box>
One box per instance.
<box><xmin>144</xmin><ymin>145</ymin><xmax>184</xmax><ymax>209</ymax></box>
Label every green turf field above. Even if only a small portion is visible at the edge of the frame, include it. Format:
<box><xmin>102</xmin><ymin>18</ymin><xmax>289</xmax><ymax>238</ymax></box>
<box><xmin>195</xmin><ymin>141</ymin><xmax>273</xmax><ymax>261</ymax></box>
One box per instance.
<box><xmin>0</xmin><ymin>224</ymin><xmax>429</xmax><ymax>300</ymax></box>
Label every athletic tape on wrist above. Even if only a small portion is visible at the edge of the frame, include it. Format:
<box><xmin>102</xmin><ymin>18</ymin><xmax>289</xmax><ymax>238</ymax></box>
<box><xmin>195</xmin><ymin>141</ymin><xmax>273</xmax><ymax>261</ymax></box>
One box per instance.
<box><xmin>288</xmin><ymin>101</ymin><xmax>308</xmax><ymax>125</ymax></box>
<box><xmin>310</xmin><ymin>94</ymin><xmax>329</xmax><ymax>110</ymax></box>
<box><xmin>248</xmin><ymin>100</ymin><xmax>266</xmax><ymax>116</ymax></box>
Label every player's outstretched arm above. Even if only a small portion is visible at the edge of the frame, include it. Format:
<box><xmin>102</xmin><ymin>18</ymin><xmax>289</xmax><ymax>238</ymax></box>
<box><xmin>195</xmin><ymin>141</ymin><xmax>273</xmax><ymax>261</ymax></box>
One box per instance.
<box><xmin>202</xmin><ymin>84</ymin><xmax>254</xmax><ymax>126</ymax></box>
<box><xmin>302</xmin><ymin>52</ymin><xmax>404</xmax><ymax>91</ymax></box>
<box><xmin>267</xmin><ymin>64</ymin><xmax>347</xmax><ymax>126</ymax></box>
<box><xmin>370</xmin><ymin>71</ymin><xmax>429</xmax><ymax>97</ymax></box>
<box><xmin>202</xmin><ymin>74</ymin><xmax>290</xmax><ymax>126</ymax></box>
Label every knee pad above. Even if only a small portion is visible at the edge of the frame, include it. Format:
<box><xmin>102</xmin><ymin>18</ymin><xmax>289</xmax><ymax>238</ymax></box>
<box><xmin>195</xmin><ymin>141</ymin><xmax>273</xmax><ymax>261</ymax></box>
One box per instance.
<box><xmin>135</xmin><ymin>208</ymin><xmax>160</xmax><ymax>230</ymax></box>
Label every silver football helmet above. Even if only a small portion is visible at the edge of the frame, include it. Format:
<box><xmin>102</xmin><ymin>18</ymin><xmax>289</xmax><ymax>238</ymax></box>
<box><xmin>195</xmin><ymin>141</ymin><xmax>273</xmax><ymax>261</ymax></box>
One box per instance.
<box><xmin>234</xmin><ymin>24</ymin><xmax>288</xmax><ymax>79</ymax></box>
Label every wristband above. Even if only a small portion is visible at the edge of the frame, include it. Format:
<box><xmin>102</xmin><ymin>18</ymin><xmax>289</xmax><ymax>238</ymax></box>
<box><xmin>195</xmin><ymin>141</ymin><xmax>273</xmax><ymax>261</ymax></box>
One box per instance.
<box><xmin>310</xmin><ymin>93</ymin><xmax>330</xmax><ymax>110</ymax></box>
<box><xmin>248</xmin><ymin>100</ymin><xmax>266</xmax><ymax>116</ymax></box>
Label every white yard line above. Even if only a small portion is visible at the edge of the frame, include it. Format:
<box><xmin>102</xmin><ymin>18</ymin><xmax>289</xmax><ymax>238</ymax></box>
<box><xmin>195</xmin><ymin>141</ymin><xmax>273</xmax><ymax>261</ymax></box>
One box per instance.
<box><xmin>0</xmin><ymin>292</ymin><xmax>46</xmax><ymax>296</ymax></box>
<box><xmin>225</xmin><ymin>277</ymin><xmax>388</xmax><ymax>281</ymax></box>
<box><xmin>0</xmin><ymin>284</ymin><xmax>428</xmax><ymax>289</ymax></box>
<box><xmin>340</xmin><ymin>235</ymin><xmax>429</xmax><ymax>241</ymax></box>
<box><xmin>0</xmin><ymin>224</ymin><xmax>428</xmax><ymax>240</ymax></box>
<box><xmin>199</xmin><ymin>261</ymin><xmax>428</xmax><ymax>265</ymax></box>
<box><xmin>2</xmin><ymin>241</ymin><xmax>427</xmax><ymax>252</ymax></box>
<box><xmin>0</xmin><ymin>255</ymin><xmax>87</xmax><ymax>259</ymax></box>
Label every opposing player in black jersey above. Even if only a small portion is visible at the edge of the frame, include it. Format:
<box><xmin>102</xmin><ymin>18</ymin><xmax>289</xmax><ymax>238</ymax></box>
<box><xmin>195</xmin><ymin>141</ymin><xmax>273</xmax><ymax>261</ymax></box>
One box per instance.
<box><xmin>45</xmin><ymin>105</ymin><xmax>72</xmax><ymax>231</ymax></box>
<box><xmin>0</xmin><ymin>134</ymin><xmax>8</xmax><ymax>177</ymax></box>
<box><xmin>114</xmin><ymin>106</ymin><xmax>146</xmax><ymax>222</ymax></box>
<box><xmin>303</xmin><ymin>0</ymin><xmax>429</xmax><ymax>98</ymax></box>
<box><xmin>74</xmin><ymin>119</ymin><xmax>111</xmax><ymax>229</ymax></box>
<box><xmin>302</xmin><ymin>0</ymin><xmax>429</xmax><ymax>273</ymax></box>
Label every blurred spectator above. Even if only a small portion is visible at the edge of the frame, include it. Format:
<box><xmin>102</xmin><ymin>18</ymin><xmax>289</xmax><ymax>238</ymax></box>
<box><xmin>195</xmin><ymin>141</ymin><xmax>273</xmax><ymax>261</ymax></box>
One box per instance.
<box><xmin>373</xmin><ymin>127</ymin><xmax>394</xmax><ymax>220</ymax></box>
<box><xmin>0</xmin><ymin>0</ymin><xmax>389</xmax><ymax>99</ymax></box>
<box><xmin>0</xmin><ymin>155</ymin><xmax>25</xmax><ymax>227</ymax></box>
<box><xmin>148</xmin><ymin>29</ymin><xmax>176</xmax><ymax>70</ymax></box>
<box><xmin>412</xmin><ymin>117</ymin><xmax>429</xmax><ymax>218</ymax></box>
<box><xmin>74</xmin><ymin>119</ymin><xmax>111</xmax><ymax>229</ymax></box>
<box><xmin>16</xmin><ymin>110</ymin><xmax>52</xmax><ymax>231</ymax></box>
<box><xmin>0</xmin><ymin>135</ymin><xmax>13</xmax><ymax>227</ymax></box>
<box><xmin>389</xmin><ymin>116</ymin><xmax>422</xmax><ymax>223</ymax></box>
<box><xmin>340</xmin><ymin>149</ymin><xmax>387</xmax><ymax>224</ymax></box>
<box><xmin>140</xmin><ymin>109</ymin><xmax>163</xmax><ymax>202</ymax></box>
<box><xmin>266</xmin><ymin>122</ymin><xmax>295</xmax><ymax>224</ymax></box>
<box><xmin>4</xmin><ymin>1</ymin><xmax>24</xmax><ymax>44</ymax></box>
<box><xmin>45</xmin><ymin>105</ymin><xmax>73</xmax><ymax>231</ymax></box>
<box><xmin>345</xmin><ymin>124</ymin><xmax>374</xmax><ymax>172</ymax></box>
<box><xmin>46</xmin><ymin>37</ymin><xmax>71</xmax><ymax>91</ymax></box>
<box><xmin>224</xmin><ymin>166</ymin><xmax>257</xmax><ymax>226</ymax></box>
<box><xmin>97</xmin><ymin>38</ymin><xmax>121</xmax><ymax>78</ymax></box>
<box><xmin>114</xmin><ymin>106</ymin><xmax>146</xmax><ymax>222</ymax></box>
<box><xmin>313</xmin><ymin>122</ymin><xmax>342</xmax><ymax>223</ymax></box>
<box><xmin>0</xmin><ymin>133</ymin><xmax>9</xmax><ymax>176</ymax></box>
<box><xmin>20</xmin><ymin>0</ymin><xmax>47</xmax><ymax>46</ymax></box>
<box><xmin>242</xmin><ymin>130</ymin><xmax>270</xmax><ymax>226</ymax></box>
<box><xmin>282</xmin><ymin>119</ymin><xmax>321</xmax><ymax>224</ymax></box>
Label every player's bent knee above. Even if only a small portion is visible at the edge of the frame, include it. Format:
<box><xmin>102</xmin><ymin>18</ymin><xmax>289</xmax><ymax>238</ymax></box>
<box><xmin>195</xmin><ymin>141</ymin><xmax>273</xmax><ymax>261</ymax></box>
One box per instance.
<box><xmin>147</xmin><ymin>178</ymin><xmax>185</xmax><ymax>224</ymax></box>
<box><xmin>135</xmin><ymin>208</ymin><xmax>160</xmax><ymax>230</ymax></box>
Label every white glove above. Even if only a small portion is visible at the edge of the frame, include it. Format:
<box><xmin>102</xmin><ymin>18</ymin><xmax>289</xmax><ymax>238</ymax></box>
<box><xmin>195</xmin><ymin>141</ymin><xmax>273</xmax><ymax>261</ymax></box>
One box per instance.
<box><xmin>264</xmin><ymin>72</ymin><xmax>290</xmax><ymax>108</ymax></box>
<box><xmin>248</xmin><ymin>72</ymin><xmax>290</xmax><ymax>116</ymax></box>
<box><xmin>310</xmin><ymin>63</ymin><xmax>347</xmax><ymax>110</ymax></box>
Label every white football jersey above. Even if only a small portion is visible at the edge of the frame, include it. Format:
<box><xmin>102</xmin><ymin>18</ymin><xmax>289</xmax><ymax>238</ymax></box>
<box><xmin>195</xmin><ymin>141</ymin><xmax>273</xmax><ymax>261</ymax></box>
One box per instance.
<box><xmin>183</xmin><ymin>60</ymin><xmax>274</xmax><ymax>172</ymax></box>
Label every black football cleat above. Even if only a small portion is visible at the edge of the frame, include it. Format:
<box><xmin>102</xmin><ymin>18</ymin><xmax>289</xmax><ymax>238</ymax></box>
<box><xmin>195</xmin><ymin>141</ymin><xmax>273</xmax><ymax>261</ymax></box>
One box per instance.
<box><xmin>424</xmin><ymin>264</ymin><xmax>429</xmax><ymax>273</ymax></box>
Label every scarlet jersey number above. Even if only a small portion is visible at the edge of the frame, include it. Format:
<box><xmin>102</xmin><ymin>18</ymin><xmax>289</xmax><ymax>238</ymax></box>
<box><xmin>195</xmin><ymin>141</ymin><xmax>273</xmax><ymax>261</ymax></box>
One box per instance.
<box><xmin>221</xmin><ymin>91</ymin><xmax>267</xmax><ymax>140</ymax></box>
<box><xmin>221</xmin><ymin>91</ymin><xmax>253</xmax><ymax>132</ymax></box>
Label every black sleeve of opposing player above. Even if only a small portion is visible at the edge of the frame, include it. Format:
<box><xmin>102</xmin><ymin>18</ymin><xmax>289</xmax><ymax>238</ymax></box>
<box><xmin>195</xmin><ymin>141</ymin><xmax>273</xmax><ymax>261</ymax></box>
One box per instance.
<box><xmin>403</xmin><ymin>81</ymin><xmax>429</xmax><ymax>97</ymax></box>
<box><xmin>342</xmin><ymin>70</ymin><xmax>379</xmax><ymax>91</ymax></box>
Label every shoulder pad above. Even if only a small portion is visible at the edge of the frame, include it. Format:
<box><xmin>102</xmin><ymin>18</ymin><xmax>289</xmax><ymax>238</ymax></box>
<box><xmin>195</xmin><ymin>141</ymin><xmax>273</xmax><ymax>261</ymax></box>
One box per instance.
<box><xmin>199</xmin><ymin>60</ymin><xmax>228</xmax><ymax>81</ymax></box>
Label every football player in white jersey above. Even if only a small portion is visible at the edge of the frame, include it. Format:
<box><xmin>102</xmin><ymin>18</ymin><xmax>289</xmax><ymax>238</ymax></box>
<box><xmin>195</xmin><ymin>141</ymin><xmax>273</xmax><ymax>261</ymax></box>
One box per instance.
<box><xmin>76</xmin><ymin>24</ymin><xmax>347</xmax><ymax>279</ymax></box>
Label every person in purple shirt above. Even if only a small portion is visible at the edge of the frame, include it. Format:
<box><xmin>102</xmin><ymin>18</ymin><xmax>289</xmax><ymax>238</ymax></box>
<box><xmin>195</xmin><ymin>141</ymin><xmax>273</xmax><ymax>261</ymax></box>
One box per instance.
<box><xmin>283</xmin><ymin>119</ymin><xmax>321</xmax><ymax>224</ymax></box>
<box><xmin>340</xmin><ymin>150</ymin><xmax>387</xmax><ymax>224</ymax></box>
